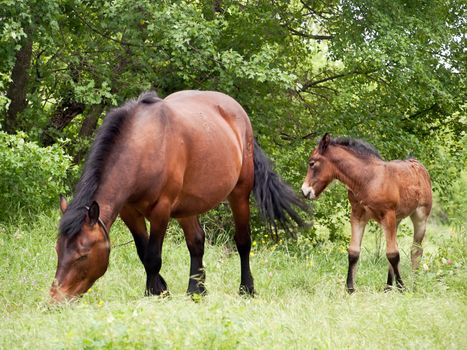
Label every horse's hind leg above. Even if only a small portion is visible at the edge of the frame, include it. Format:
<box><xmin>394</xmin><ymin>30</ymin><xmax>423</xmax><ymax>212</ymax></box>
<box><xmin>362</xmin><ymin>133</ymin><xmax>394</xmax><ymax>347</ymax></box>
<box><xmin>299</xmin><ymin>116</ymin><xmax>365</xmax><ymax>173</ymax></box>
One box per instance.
<box><xmin>228</xmin><ymin>189</ymin><xmax>255</xmax><ymax>296</ymax></box>
<box><xmin>410</xmin><ymin>207</ymin><xmax>428</xmax><ymax>270</ymax></box>
<box><xmin>386</xmin><ymin>219</ymin><xmax>401</xmax><ymax>290</ymax></box>
<box><xmin>177</xmin><ymin>216</ymin><xmax>206</xmax><ymax>296</ymax></box>
<box><xmin>381</xmin><ymin>211</ymin><xmax>404</xmax><ymax>290</ymax></box>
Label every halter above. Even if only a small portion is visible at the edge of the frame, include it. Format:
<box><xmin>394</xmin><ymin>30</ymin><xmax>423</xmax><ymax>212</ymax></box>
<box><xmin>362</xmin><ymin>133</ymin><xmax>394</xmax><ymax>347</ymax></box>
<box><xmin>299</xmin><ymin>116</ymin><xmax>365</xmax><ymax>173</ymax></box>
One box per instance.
<box><xmin>84</xmin><ymin>206</ymin><xmax>110</xmax><ymax>242</ymax></box>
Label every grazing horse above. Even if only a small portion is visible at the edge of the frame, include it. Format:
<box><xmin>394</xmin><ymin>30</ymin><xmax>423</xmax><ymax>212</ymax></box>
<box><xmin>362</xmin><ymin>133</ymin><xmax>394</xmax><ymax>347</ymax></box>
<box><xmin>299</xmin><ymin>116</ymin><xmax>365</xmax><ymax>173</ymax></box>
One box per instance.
<box><xmin>50</xmin><ymin>90</ymin><xmax>305</xmax><ymax>301</ymax></box>
<box><xmin>301</xmin><ymin>133</ymin><xmax>432</xmax><ymax>292</ymax></box>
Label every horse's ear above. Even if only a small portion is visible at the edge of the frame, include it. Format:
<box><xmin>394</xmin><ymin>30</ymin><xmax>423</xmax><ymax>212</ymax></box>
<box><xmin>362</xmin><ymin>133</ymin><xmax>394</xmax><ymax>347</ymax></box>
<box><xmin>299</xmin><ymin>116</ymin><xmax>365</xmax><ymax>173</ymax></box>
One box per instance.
<box><xmin>88</xmin><ymin>201</ymin><xmax>100</xmax><ymax>226</ymax></box>
<box><xmin>59</xmin><ymin>195</ymin><xmax>68</xmax><ymax>214</ymax></box>
<box><xmin>318</xmin><ymin>133</ymin><xmax>331</xmax><ymax>154</ymax></box>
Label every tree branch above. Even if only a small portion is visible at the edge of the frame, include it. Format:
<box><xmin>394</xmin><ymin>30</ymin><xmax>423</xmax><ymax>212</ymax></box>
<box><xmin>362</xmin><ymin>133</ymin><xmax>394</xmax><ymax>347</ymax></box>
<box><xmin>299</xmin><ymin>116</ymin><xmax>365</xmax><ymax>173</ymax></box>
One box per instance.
<box><xmin>297</xmin><ymin>70</ymin><xmax>378</xmax><ymax>92</ymax></box>
<box><xmin>287</xmin><ymin>27</ymin><xmax>333</xmax><ymax>40</ymax></box>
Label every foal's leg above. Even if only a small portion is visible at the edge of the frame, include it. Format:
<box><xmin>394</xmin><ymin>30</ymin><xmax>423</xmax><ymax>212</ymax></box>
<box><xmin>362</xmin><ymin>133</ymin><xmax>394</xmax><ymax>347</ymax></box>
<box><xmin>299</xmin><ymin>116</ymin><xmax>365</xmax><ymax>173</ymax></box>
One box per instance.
<box><xmin>228</xmin><ymin>191</ymin><xmax>255</xmax><ymax>296</ymax></box>
<box><xmin>145</xmin><ymin>200</ymin><xmax>171</xmax><ymax>296</ymax></box>
<box><xmin>381</xmin><ymin>212</ymin><xmax>404</xmax><ymax>290</ymax></box>
<box><xmin>177</xmin><ymin>216</ymin><xmax>206</xmax><ymax>296</ymax></box>
<box><xmin>386</xmin><ymin>219</ymin><xmax>401</xmax><ymax>290</ymax></box>
<box><xmin>120</xmin><ymin>205</ymin><xmax>148</xmax><ymax>264</ymax></box>
<box><xmin>410</xmin><ymin>207</ymin><xmax>428</xmax><ymax>270</ymax></box>
<box><xmin>346</xmin><ymin>209</ymin><xmax>368</xmax><ymax>293</ymax></box>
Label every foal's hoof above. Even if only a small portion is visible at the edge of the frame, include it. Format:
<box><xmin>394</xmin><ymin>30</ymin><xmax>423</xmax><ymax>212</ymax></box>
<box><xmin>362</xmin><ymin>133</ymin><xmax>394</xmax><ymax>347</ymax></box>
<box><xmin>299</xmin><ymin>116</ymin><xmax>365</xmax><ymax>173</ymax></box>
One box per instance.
<box><xmin>384</xmin><ymin>284</ymin><xmax>405</xmax><ymax>293</ymax></box>
<box><xmin>239</xmin><ymin>285</ymin><xmax>255</xmax><ymax>297</ymax></box>
<box><xmin>346</xmin><ymin>287</ymin><xmax>356</xmax><ymax>294</ymax></box>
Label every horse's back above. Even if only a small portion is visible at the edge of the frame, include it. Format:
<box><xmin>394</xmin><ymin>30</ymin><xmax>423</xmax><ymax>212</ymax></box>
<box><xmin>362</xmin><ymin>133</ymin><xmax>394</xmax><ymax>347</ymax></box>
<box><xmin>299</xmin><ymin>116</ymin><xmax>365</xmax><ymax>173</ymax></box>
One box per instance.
<box><xmin>155</xmin><ymin>91</ymin><xmax>254</xmax><ymax>216</ymax></box>
<box><xmin>387</xmin><ymin>159</ymin><xmax>432</xmax><ymax>217</ymax></box>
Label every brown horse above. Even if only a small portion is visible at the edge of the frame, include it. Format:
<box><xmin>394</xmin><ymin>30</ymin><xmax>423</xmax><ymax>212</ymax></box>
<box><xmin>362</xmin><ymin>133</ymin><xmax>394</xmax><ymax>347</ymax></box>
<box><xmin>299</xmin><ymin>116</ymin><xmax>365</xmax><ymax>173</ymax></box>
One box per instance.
<box><xmin>50</xmin><ymin>90</ymin><xmax>305</xmax><ymax>301</ymax></box>
<box><xmin>301</xmin><ymin>133</ymin><xmax>432</xmax><ymax>293</ymax></box>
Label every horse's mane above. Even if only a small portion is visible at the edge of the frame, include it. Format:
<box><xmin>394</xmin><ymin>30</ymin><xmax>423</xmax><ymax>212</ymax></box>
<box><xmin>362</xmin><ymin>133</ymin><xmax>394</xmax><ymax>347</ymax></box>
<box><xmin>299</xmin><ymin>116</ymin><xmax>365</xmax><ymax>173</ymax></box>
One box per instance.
<box><xmin>331</xmin><ymin>137</ymin><xmax>382</xmax><ymax>160</ymax></box>
<box><xmin>59</xmin><ymin>91</ymin><xmax>161</xmax><ymax>238</ymax></box>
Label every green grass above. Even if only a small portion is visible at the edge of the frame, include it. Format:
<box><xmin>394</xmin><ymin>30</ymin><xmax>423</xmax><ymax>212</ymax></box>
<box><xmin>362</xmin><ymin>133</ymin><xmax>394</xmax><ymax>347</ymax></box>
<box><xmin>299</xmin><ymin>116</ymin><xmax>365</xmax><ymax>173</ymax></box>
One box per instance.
<box><xmin>0</xmin><ymin>211</ymin><xmax>466</xmax><ymax>349</ymax></box>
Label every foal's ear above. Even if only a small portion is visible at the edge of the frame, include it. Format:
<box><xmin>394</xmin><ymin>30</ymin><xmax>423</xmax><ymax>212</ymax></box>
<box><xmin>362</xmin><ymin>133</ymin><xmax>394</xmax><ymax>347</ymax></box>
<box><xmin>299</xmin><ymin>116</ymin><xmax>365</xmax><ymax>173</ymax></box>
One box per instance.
<box><xmin>59</xmin><ymin>195</ymin><xmax>68</xmax><ymax>214</ymax></box>
<box><xmin>318</xmin><ymin>133</ymin><xmax>331</xmax><ymax>154</ymax></box>
<box><xmin>87</xmin><ymin>201</ymin><xmax>100</xmax><ymax>226</ymax></box>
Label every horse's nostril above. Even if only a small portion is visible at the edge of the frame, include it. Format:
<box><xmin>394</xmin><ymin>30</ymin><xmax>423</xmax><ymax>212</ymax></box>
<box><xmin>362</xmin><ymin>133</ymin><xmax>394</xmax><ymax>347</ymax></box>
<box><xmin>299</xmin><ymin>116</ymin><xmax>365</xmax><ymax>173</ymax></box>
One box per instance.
<box><xmin>301</xmin><ymin>184</ymin><xmax>311</xmax><ymax>198</ymax></box>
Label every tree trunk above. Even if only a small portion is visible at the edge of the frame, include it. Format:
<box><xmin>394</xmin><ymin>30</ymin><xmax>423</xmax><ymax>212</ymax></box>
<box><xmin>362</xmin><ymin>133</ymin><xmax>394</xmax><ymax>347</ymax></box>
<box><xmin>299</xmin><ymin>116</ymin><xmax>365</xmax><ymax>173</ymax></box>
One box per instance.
<box><xmin>213</xmin><ymin>0</ymin><xmax>223</xmax><ymax>13</ymax></box>
<box><xmin>4</xmin><ymin>31</ymin><xmax>33</xmax><ymax>133</ymax></box>
<box><xmin>41</xmin><ymin>99</ymin><xmax>85</xmax><ymax>146</ymax></box>
<box><xmin>73</xmin><ymin>104</ymin><xmax>105</xmax><ymax>164</ymax></box>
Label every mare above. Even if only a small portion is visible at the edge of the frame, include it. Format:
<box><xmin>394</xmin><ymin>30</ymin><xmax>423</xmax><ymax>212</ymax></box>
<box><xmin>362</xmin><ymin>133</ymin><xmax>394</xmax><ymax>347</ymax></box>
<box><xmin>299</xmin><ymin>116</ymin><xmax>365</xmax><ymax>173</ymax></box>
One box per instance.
<box><xmin>301</xmin><ymin>133</ymin><xmax>432</xmax><ymax>292</ymax></box>
<box><xmin>50</xmin><ymin>90</ymin><xmax>305</xmax><ymax>301</ymax></box>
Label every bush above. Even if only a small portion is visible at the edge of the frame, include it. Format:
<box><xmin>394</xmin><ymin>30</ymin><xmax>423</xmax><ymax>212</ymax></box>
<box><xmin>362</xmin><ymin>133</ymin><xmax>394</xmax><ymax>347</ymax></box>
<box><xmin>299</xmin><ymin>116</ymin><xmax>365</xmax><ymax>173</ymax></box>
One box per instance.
<box><xmin>0</xmin><ymin>131</ymin><xmax>73</xmax><ymax>221</ymax></box>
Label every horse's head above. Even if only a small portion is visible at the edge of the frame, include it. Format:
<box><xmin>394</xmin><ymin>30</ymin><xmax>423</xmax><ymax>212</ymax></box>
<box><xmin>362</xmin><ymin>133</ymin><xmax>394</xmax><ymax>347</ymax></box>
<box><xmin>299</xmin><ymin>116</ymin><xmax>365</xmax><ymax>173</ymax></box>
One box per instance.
<box><xmin>301</xmin><ymin>133</ymin><xmax>335</xmax><ymax>199</ymax></box>
<box><xmin>50</xmin><ymin>196</ymin><xmax>110</xmax><ymax>302</ymax></box>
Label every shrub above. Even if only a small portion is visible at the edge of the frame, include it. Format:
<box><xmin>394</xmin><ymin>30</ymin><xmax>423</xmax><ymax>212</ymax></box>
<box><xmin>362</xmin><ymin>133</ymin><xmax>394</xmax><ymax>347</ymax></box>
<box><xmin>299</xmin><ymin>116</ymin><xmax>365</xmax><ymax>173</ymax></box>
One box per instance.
<box><xmin>0</xmin><ymin>131</ymin><xmax>73</xmax><ymax>221</ymax></box>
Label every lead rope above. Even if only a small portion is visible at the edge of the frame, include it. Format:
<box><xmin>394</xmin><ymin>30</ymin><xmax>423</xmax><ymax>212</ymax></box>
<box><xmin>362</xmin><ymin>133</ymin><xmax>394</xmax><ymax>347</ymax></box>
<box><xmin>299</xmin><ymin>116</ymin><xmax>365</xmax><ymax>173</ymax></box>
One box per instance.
<box><xmin>84</xmin><ymin>205</ymin><xmax>133</xmax><ymax>249</ymax></box>
<box><xmin>112</xmin><ymin>239</ymin><xmax>134</xmax><ymax>249</ymax></box>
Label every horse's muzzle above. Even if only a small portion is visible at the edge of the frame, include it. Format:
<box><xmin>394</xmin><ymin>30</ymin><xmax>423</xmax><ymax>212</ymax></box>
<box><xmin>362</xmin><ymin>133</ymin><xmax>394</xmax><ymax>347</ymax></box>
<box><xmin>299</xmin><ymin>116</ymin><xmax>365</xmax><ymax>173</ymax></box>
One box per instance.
<box><xmin>301</xmin><ymin>183</ymin><xmax>316</xmax><ymax>200</ymax></box>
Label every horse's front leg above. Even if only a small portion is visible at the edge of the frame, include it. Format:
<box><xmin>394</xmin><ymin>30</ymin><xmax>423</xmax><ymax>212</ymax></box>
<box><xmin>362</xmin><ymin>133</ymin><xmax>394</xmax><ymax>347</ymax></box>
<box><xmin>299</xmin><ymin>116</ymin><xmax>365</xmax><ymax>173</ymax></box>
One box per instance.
<box><xmin>346</xmin><ymin>207</ymin><xmax>368</xmax><ymax>293</ymax></box>
<box><xmin>120</xmin><ymin>205</ymin><xmax>148</xmax><ymax>265</ymax></box>
<box><xmin>144</xmin><ymin>200</ymin><xmax>171</xmax><ymax>296</ymax></box>
<box><xmin>177</xmin><ymin>216</ymin><xmax>206</xmax><ymax>296</ymax></box>
<box><xmin>381</xmin><ymin>211</ymin><xmax>404</xmax><ymax>290</ymax></box>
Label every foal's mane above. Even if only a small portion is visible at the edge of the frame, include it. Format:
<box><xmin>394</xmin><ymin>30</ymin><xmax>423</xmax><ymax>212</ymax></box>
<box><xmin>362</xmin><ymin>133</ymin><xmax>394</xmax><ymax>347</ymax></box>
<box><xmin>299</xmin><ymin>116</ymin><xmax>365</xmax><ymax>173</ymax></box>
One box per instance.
<box><xmin>331</xmin><ymin>137</ymin><xmax>382</xmax><ymax>160</ymax></box>
<box><xmin>59</xmin><ymin>92</ymin><xmax>161</xmax><ymax>238</ymax></box>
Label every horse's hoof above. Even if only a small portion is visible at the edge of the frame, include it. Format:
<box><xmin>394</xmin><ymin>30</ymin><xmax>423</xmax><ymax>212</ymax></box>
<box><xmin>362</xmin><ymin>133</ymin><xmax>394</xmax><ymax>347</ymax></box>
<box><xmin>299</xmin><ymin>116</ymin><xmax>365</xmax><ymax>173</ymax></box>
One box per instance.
<box><xmin>396</xmin><ymin>285</ymin><xmax>406</xmax><ymax>293</ymax></box>
<box><xmin>145</xmin><ymin>288</ymin><xmax>170</xmax><ymax>297</ymax></box>
<box><xmin>346</xmin><ymin>287</ymin><xmax>356</xmax><ymax>294</ymax></box>
<box><xmin>384</xmin><ymin>285</ymin><xmax>393</xmax><ymax>292</ymax></box>
<box><xmin>145</xmin><ymin>275</ymin><xmax>169</xmax><ymax>296</ymax></box>
<box><xmin>187</xmin><ymin>284</ymin><xmax>207</xmax><ymax>298</ymax></box>
<box><xmin>239</xmin><ymin>285</ymin><xmax>255</xmax><ymax>297</ymax></box>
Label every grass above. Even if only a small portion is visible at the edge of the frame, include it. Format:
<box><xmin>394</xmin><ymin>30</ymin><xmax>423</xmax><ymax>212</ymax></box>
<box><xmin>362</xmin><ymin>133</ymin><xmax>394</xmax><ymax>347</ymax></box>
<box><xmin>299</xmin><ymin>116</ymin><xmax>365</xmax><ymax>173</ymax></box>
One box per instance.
<box><xmin>0</xmin><ymin>210</ymin><xmax>466</xmax><ymax>349</ymax></box>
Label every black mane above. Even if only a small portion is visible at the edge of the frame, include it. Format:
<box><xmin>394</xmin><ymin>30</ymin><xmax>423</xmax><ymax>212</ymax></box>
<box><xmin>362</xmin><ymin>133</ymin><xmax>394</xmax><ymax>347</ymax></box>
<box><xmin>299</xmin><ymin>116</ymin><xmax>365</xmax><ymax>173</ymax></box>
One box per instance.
<box><xmin>331</xmin><ymin>137</ymin><xmax>382</xmax><ymax>160</ymax></box>
<box><xmin>59</xmin><ymin>91</ymin><xmax>161</xmax><ymax>237</ymax></box>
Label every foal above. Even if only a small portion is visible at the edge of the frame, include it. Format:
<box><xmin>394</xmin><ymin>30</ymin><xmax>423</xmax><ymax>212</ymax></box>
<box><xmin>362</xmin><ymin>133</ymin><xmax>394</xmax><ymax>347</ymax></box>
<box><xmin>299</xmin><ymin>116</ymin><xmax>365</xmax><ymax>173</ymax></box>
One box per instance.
<box><xmin>301</xmin><ymin>133</ymin><xmax>432</xmax><ymax>292</ymax></box>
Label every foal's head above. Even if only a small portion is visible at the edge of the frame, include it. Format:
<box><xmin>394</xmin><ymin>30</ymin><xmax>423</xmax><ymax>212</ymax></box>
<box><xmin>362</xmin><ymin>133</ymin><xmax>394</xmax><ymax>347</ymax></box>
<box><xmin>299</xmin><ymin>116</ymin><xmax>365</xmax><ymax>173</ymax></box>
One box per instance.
<box><xmin>50</xmin><ymin>196</ymin><xmax>110</xmax><ymax>302</ymax></box>
<box><xmin>301</xmin><ymin>133</ymin><xmax>335</xmax><ymax>199</ymax></box>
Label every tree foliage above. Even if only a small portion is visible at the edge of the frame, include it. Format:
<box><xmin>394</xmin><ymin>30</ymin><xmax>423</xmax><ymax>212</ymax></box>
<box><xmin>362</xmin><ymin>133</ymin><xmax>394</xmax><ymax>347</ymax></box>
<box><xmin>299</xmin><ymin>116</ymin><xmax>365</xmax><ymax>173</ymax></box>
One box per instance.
<box><xmin>0</xmin><ymin>0</ymin><xmax>465</xmax><ymax>229</ymax></box>
<box><xmin>0</xmin><ymin>131</ymin><xmax>73</xmax><ymax>220</ymax></box>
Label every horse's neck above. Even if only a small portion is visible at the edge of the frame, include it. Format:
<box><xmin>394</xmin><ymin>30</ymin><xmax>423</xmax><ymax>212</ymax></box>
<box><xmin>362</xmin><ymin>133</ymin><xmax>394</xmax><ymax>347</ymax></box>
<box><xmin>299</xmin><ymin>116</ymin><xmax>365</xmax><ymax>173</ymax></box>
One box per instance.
<box><xmin>93</xmin><ymin>158</ymin><xmax>136</xmax><ymax>227</ymax></box>
<box><xmin>329</xmin><ymin>150</ymin><xmax>377</xmax><ymax>195</ymax></box>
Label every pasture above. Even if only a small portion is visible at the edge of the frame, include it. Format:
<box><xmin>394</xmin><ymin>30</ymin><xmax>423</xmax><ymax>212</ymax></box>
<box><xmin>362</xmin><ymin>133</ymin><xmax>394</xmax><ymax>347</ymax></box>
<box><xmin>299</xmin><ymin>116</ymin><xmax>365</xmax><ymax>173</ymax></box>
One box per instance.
<box><xmin>1</xmin><ymin>210</ymin><xmax>465</xmax><ymax>349</ymax></box>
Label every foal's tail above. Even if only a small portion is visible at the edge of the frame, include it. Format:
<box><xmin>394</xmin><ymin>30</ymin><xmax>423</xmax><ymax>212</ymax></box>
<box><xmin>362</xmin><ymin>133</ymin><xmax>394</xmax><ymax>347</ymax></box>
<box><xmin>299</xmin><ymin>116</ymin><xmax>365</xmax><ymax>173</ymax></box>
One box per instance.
<box><xmin>253</xmin><ymin>139</ymin><xmax>307</xmax><ymax>236</ymax></box>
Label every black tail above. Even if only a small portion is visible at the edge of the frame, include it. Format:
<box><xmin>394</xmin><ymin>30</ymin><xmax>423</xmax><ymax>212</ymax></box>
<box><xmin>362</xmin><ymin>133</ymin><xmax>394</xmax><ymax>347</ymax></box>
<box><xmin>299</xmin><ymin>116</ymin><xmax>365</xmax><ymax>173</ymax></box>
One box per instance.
<box><xmin>253</xmin><ymin>139</ymin><xmax>307</xmax><ymax>236</ymax></box>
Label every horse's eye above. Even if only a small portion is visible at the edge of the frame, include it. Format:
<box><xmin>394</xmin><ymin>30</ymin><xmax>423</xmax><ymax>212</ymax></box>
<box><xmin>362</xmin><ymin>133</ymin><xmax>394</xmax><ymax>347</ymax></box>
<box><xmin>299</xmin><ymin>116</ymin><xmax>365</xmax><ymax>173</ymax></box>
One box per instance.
<box><xmin>309</xmin><ymin>161</ymin><xmax>315</xmax><ymax>167</ymax></box>
<box><xmin>77</xmin><ymin>255</ymin><xmax>88</xmax><ymax>262</ymax></box>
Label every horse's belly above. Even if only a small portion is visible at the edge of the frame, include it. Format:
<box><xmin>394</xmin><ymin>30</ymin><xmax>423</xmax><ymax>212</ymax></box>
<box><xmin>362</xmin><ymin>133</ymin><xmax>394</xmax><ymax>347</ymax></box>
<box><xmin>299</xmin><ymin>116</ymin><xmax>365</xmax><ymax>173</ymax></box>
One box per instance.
<box><xmin>170</xmin><ymin>194</ymin><xmax>227</xmax><ymax>218</ymax></box>
<box><xmin>170</xmin><ymin>147</ymin><xmax>242</xmax><ymax>217</ymax></box>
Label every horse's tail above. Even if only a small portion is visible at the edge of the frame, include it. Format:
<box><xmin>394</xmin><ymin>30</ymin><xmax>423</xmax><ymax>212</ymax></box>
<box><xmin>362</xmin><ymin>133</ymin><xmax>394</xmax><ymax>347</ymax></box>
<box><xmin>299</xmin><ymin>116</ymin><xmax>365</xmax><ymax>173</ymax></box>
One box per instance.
<box><xmin>252</xmin><ymin>139</ymin><xmax>307</xmax><ymax>236</ymax></box>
